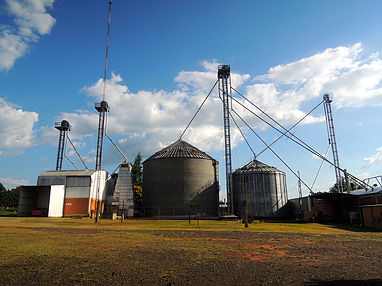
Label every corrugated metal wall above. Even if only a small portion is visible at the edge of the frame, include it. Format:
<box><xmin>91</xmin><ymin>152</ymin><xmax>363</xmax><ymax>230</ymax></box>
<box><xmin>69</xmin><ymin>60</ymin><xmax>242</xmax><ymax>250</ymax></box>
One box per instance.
<box><xmin>18</xmin><ymin>188</ymin><xmax>38</xmax><ymax>216</ymax></box>
<box><xmin>233</xmin><ymin>171</ymin><xmax>288</xmax><ymax>217</ymax></box>
<box><xmin>143</xmin><ymin>158</ymin><xmax>219</xmax><ymax>217</ymax></box>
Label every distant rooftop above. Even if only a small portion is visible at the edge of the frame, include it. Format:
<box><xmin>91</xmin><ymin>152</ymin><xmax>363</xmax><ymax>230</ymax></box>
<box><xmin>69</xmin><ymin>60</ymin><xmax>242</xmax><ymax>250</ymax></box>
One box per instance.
<box><xmin>350</xmin><ymin>187</ymin><xmax>382</xmax><ymax>196</ymax></box>
<box><xmin>233</xmin><ymin>159</ymin><xmax>284</xmax><ymax>174</ymax></box>
<box><xmin>39</xmin><ymin>170</ymin><xmax>103</xmax><ymax>177</ymax></box>
<box><xmin>144</xmin><ymin>140</ymin><xmax>215</xmax><ymax>162</ymax></box>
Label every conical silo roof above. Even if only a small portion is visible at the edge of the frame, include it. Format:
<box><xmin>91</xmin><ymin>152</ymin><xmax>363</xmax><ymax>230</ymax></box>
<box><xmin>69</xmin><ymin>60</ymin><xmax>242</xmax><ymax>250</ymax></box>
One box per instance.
<box><xmin>144</xmin><ymin>139</ymin><xmax>214</xmax><ymax>161</ymax></box>
<box><xmin>233</xmin><ymin>159</ymin><xmax>283</xmax><ymax>174</ymax></box>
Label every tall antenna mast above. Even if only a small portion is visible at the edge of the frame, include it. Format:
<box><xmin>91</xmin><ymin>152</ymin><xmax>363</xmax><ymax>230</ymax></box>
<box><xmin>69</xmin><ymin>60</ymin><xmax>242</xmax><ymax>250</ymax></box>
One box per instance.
<box><xmin>323</xmin><ymin>94</ymin><xmax>343</xmax><ymax>192</ymax></box>
<box><xmin>218</xmin><ymin>65</ymin><xmax>234</xmax><ymax>214</ymax></box>
<box><xmin>94</xmin><ymin>0</ymin><xmax>112</xmax><ymax>222</ymax></box>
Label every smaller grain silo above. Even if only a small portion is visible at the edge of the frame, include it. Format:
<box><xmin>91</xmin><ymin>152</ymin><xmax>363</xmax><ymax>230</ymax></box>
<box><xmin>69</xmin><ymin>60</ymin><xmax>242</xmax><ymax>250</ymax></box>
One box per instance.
<box><xmin>143</xmin><ymin>139</ymin><xmax>219</xmax><ymax>217</ymax></box>
<box><xmin>232</xmin><ymin>160</ymin><xmax>288</xmax><ymax>218</ymax></box>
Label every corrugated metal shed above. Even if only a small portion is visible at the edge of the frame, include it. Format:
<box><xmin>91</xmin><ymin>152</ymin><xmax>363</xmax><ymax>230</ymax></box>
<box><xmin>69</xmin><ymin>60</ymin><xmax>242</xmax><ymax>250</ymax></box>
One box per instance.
<box><xmin>145</xmin><ymin>140</ymin><xmax>214</xmax><ymax>161</ymax></box>
<box><xmin>233</xmin><ymin>160</ymin><xmax>282</xmax><ymax>174</ymax></box>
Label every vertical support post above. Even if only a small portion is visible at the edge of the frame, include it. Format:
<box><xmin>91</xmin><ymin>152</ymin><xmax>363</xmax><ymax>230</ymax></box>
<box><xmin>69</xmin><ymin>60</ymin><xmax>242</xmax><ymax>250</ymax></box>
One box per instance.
<box><xmin>323</xmin><ymin>94</ymin><xmax>343</xmax><ymax>192</ymax></box>
<box><xmin>244</xmin><ymin>175</ymin><xmax>248</xmax><ymax>228</ymax></box>
<box><xmin>218</xmin><ymin>65</ymin><xmax>234</xmax><ymax>215</ymax></box>
<box><xmin>344</xmin><ymin>169</ymin><xmax>351</xmax><ymax>193</ymax></box>
<box><xmin>298</xmin><ymin>171</ymin><xmax>303</xmax><ymax>215</ymax></box>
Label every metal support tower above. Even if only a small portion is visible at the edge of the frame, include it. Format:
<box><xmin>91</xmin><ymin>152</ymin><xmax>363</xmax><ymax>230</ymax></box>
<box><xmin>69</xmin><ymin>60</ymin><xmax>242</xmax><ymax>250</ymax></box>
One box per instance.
<box><xmin>55</xmin><ymin>120</ymin><xmax>71</xmax><ymax>171</ymax></box>
<box><xmin>323</xmin><ymin>94</ymin><xmax>343</xmax><ymax>192</ymax></box>
<box><xmin>94</xmin><ymin>0</ymin><xmax>112</xmax><ymax>223</ymax></box>
<box><xmin>218</xmin><ymin>65</ymin><xmax>234</xmax><ymax>214</ymax></box>
<box><xmin>95</xmin><ymin>100</ymin><xmax>110</xmax><ymax>170</ymax></box>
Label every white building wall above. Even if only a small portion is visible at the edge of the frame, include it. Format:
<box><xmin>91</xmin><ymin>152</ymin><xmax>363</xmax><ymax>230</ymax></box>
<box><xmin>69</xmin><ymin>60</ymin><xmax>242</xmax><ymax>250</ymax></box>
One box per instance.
<box><xmin>48</xmin><ymin>185</ymin><xmax>65</xmax><ymax>217</ymax></box>
<box><xmin>90</xmin><ymin>170</ymin><xmax>107</xmax><ymax>201</ymax></box>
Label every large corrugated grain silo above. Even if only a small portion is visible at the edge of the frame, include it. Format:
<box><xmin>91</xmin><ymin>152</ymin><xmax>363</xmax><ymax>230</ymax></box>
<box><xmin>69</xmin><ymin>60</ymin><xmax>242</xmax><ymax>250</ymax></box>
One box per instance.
<box><xmin>232</xmin><ymin>160</ymin><xmax>288</xmax><ymax>218</ymax></box>
<box><xmin>143</xmin><ymin>139</ymin><xmax>219</xmax><ymax>217</ymax></box>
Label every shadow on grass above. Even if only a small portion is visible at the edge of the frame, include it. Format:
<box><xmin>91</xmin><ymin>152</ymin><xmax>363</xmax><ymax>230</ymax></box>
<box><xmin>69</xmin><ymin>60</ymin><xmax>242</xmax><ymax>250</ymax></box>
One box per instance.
<box><xmin>326</xmin><ymin>223</ymin><xmax>382</xmax><ymax>233</ymax></box>
<box><xmin>250</xmin><ymin>218</ymin><xmax>382</xmax><ymax>233</ymax></box>
<box><xmin>305</xmin><ymin>279</ymin><xmax>382</xmax><ymax>285</ymax></box>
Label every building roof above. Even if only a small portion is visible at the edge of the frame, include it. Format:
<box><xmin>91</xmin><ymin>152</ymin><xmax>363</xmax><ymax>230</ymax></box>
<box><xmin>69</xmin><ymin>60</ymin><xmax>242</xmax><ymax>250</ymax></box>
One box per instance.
<box><xmin>38</xmin><ymin>170</ymin><xmax>101</xmax><ymax>177</ymax></box>
<box><xmin>144</xmin><ymin>140</ymin><xmax>215</xmax><ymax>162</ymax></box>
<box><xmin>357</xmin><ymin>203</ymin><xmax>382</xmax><ymax>208</ymax></box>
<box><xmin>350</xmin><ymin>187</ymin><xmax>382</xmax><ymax>196</ymax></box>
<box><xmin>233</xmin><ymin>159</ymin><xmax>284</xmax><ymax>174</ymax></box>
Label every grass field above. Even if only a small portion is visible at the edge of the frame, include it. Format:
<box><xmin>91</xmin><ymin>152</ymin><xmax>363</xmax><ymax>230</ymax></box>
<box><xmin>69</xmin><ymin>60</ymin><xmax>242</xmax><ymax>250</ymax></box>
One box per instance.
<box><xmin>0</xmin><ymin>208</ymin><xmax>17</xmax><ymax>216</ymax></box>
<box><xmin>1</xmin><ymin>217</ymin><xmax>381</xmax><ymax>285</ymax></box>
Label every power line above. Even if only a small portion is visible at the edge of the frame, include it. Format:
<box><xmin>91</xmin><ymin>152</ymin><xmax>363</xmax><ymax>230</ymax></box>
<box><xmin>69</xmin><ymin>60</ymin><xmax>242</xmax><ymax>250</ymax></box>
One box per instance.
<box><xmin>217</xmin><ymin>91</ymin><xmax>256</xmax><ymax>158</ymax></box>
<box><xmin>230</xmin><ymin>90</ymin><xmax>371</xmax><ymax>189</ymax></box>
<box><xmin>179</xmin><ymin>80</ymin><xmax>218</xmax><ymax>140</ymax></box>
<box><xmin>230</xmin><ymin>107</ymin><xmax>313</xmax><ymax>193</ymax></box>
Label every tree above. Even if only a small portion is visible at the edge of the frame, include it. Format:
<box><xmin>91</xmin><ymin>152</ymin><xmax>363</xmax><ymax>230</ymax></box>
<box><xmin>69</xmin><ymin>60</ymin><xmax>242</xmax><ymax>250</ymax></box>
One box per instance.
<box><xmin>329</xmin><ymin>178</ymin><xmax>364</xmax><ymax>193</ymax></box>
<box><xmin>133</xmin><ymin>185</ymin><xmax>143</xmax><ymax>209</ymax></box>
<box><xmin>0</xmin><ymin>185</ymin><xmax>20</xmax><ymax>208</ymax></box>
<box><xmin>131</xmin><ymin>152</ymin><xmax>143</xmax><ymax>187</ymax></box>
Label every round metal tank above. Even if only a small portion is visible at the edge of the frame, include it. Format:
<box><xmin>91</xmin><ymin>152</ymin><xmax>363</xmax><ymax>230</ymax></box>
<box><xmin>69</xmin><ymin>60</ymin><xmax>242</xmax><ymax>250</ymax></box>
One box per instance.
<box><xmin>232</xmin><ymin>160</ymin><xmax>288</xmax><ymax>218</ymax></box>
<box><xmin>143</xmin><ymin>140</ymin><xmax>219</xmax><ymax>217</ymax></box>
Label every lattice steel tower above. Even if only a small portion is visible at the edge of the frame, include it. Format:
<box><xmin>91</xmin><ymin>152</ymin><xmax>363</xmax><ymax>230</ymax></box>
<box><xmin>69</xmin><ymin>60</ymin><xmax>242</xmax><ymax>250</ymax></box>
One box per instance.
<box><xmin>218</xmin><ymin>65</ymin><xmax>234</xmax><ymax>214</ymax></box>
<box><xmin>94</xmin><ymin>0</ymin><xmax>112</xmax><ymax>223</ymax></box>
<box><xmin>95</xmin><ymin>100</ymin><xmax>109</xmax><ymax>170</ymax></box>
<box><xmin>323</xmin><ymin>94</ymin><xmax>343</xmax><ymax>192</ymax></box>
<box><xmin>55</xmin><ymin>120</ymin><xmax>71</xmax><ymax>171</ymax></box>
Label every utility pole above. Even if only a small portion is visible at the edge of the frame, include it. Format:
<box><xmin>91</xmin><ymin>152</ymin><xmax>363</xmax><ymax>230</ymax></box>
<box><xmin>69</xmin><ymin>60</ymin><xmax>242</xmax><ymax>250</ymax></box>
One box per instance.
<box><xmin>323</xmin><ymin>94</ymin><xmax>343</xmax><ymax>192</ymax></box>
<box><xmin>218</xmin><ymin>65</ymin><xmax>234</xmax><ymax>214</ymax></box>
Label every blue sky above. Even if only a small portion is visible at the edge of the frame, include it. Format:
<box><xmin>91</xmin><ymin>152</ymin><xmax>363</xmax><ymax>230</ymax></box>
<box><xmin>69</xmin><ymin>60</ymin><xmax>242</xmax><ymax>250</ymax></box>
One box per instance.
<box><xmin>1</xmin><ymin>0</ymin><xmax>382</xmax><ymax>200</ymax></box>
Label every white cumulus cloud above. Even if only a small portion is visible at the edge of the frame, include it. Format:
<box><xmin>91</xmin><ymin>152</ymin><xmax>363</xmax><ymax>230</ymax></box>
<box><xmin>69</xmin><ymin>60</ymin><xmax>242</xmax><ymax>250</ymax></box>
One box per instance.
<box><xmin>0</xmin><ymin>98</ymin><xmax>39</xmax><ymax>150</ymax></box>
<box><xmin>0</xmin><ymin>177</ymin><xmax>29</xmax><ymax>189</ymax></box>
<box><xmin>46</xmin><ymin>46</ymin><xmax>382</xmax><ymax>166</ymax></box>
<box><xmin>0</xmin><ymin>0</ymin><xmax>56</xmax><ymax>71</ymax></box>
<box><xmin>365</xmin><ymin>146</ymin><xmax>382</xmax><ymax>165</ymax></box>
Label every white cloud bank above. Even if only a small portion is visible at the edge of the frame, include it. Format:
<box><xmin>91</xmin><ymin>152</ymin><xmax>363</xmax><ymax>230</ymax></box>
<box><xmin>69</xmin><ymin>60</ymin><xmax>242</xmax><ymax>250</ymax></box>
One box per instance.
<box><xmin>2</xmin><ymin>42</ymin><xmax>380</xmax><ymax>168</ymax></box>
<box><xmin>50</xmin><ymin>43</ymin><xmax>382</xmax><ymax>164</ymax></box>
<box><xmin>0</xmin><ymin>0</ymin><xmax>56</xmax><ymax>71</ymax></box>
<box><xmin>0</xmin><ymin>98</ymin><xmax>39</xmax><ymax>152</ymax></box>
<box><xmin>0</xmin><ymin>177</ymin><xmax>29</xmax><ymax>189</ymax></box>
